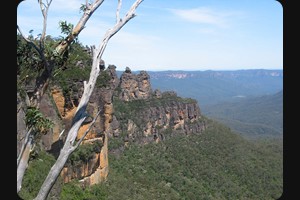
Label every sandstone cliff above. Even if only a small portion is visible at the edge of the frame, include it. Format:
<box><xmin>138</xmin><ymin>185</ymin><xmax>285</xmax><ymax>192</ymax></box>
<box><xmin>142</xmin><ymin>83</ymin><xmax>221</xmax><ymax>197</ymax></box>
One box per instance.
<box><xmin>17</xmin><ymin>63</ymin><xmax>207</xmax><ymax>187</ymax></box>
<box><xmin>113</xmin><ymin>89</ymin><xmax>206</xmax><ymax>146</ymax></box>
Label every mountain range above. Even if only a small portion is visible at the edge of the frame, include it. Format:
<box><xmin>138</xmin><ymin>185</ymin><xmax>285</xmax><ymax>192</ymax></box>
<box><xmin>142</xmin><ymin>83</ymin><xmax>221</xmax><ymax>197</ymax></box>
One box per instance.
<box><xmin>133</xmin><ymin>69</ymin><xmax>283</xmax><ymax>107</ymax></box>
<box><xmin>123</xmin><ymin>69</ymin><xmax>283</xmax><ymax>137</ymax></box>
<box><xmin>202</xmin><ymin>90</ymin><xmax>283</xmax><ymax>137</ymax></box>
<box><xmin>17</xmin><ymin>35</ymin><xmax>283</xmax><ymax>199</ymax></box>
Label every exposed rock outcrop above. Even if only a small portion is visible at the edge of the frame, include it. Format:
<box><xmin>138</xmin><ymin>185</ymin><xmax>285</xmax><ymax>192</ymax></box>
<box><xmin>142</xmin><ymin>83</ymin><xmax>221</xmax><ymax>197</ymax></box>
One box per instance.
<box><xmin>112</xmin><ymin>91</ymin><xmax>206</xmax><ymax>146</ymax></box>
<box><xmin>119</xmin><ymin>67</ymin><xmax>152</xmax><ymax>101</ymax></box>
<box><xmin>58</xmin><ymin>64</ymin><xmax>119</xmax><ymax>185</ymax></box>
<box><xmin>17</xmin><ymin>62</ymin><xmax>206</xmax><ymax>188</ymax></box>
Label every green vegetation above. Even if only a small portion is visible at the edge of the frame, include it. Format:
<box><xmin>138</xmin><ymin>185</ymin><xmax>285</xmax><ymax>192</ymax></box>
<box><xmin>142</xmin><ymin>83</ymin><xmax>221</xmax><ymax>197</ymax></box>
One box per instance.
<box><xmin>96</xmin><ymin>70</ymin><xmax>111</xmax><ymax>88</ymax></box>
<box><xmin>18</xmin><ymin>151</ymin><xmax>57</xmax><ymax>199</ymax></box>
<box><xmin>60</xmin><ymin>120</ymin><xmax>283</xmax><ymax>200</ymax></box>
<box><xmin>108</xmin><ymin>131</ymin><xmax>127</xmax><ymax>151</ymax></box>
<box><xmin>52</xmin><ymin>42</ymin><xmax>92</xmax><ymax>97</ymax></box>
<box><xmin>202</xmin><ymin>90</ymin><xmax>283</xmax><ymax>137</ymax></box>
<box><xmin>113</xmin><ymin>94</ymin><xmax>196</xmax><ymax>122</ymax></box>
<box><xmin>111</xmin><ymin>94</ymin><xmax>200</xmax><ymax>149</ymax></box>
<box><xmin>60</xmin><ymin>180</ymin><xmax>108</xmax><ymax>200</ymax></box>
<box><xmin>68</xmin><ymin>140</ymin><xmax>103</xmax><ymax>164</ymax></box>
<box><xmin>17</xmin><ymin>33</ymin><xmax>72</xmax><ymax>90</ymax></box>
<box><xmin>18</xmin><ymin>31</ymin><xmax>283</xmax><ymax>200</ymax></box>
<box><xmin>17</xmin><ymin>31</ymin><xmax>97</xmax><ymax>103</ymax></box>
<box><xmin>25</xmin><ymin>107</ymin><xmax>53</xmax><ymax>134</ymax></box>
<box><xmin>17</xmin><ymin>34</ymin><xmax>44</xmax><ymax>94</ymax></box>
<box><xmin>113</xmin><ymin>98</ymin><xmax>146</xmax><ymax>120</ymax></box>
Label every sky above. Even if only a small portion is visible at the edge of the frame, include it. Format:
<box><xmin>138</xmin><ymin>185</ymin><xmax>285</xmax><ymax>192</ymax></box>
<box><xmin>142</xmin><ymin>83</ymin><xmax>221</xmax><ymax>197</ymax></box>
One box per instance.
<box><xmin>17</xmin><ymin>0</ymin><xmax>283</xmax><ymax>71</ymax></box>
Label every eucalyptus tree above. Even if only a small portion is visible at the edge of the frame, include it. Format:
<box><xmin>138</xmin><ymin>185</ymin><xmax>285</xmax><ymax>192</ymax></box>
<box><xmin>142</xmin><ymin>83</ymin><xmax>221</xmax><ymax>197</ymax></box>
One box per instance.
<box><xmin>17</xmin><ymin>0</ymin><xmax>144</xmax><ymax>199</ymax></box>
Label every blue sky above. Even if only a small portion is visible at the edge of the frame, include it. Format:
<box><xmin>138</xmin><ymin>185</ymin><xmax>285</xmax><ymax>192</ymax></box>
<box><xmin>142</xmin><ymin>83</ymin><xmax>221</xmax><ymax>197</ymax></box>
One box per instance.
<box><xmin>17</xmin><ymin>0</ymin><xmax>283</xmax><ymax>71</ymax></box>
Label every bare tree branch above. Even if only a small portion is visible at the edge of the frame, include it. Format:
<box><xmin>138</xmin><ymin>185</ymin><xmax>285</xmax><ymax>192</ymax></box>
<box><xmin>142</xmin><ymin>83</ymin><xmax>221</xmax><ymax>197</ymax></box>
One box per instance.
<box><xmin>17</xmin><ymin>22</ymin><xmax>48</xmax><ymax>191</ymax></box>
<box><xmin>96</xmin><ymin>0</ymin><xmax>143</xmax><ymax>59</ymax></box>
<box><xmin>38</xmin><ymin>0</ymin><xmax>52</xmax><ymax>49</ymax></box>
<box><xmin>33</xmin><ymin>0</ymin><xmax>143</xmax><ymax>198</ymax></box>
<box><xmin>58</xmin><ymin>129</ymin><xmax>65</xmax><ymax>139</ymax></box>
<box><xmin>19</xmin><ymin>0</ymin><xmax>105</xmax><ymax>108</ymax></box>
<box><xmin>116</xmin><ymin>0</ymin><xmax>122</xmax><ymax>23</ymax></box>
<box><xmin>74</xmin><ymin>108</ymin><xmax>101</xmax><ymax>149</ymax></box>
<box><xmin>17</xmin><ymin>132</ymin><xmax>34</xmax><ymax>193</ymax></box>
<box><xmin>17</xmin><ymin>0</ymin><xmax>97</xmax><ymax>194</ymax></box>
<box><xmin>17</xmin><ymin>127</ymin><xmax>34</xmax><ymax>193</ymax></box>
<box><xmin>18</xmin><ymin>0</ymin><xmax>143</xmax><ymax>198</ymax></box>
<box><xmin>54</xmin><ymin>0</ymin><xmax>105</xmax><ymax>55</ymax></box>
<box><xmin>17</xmin><ymin>127</ymin><xmax>33</xmax><ymax>166</ymax></box>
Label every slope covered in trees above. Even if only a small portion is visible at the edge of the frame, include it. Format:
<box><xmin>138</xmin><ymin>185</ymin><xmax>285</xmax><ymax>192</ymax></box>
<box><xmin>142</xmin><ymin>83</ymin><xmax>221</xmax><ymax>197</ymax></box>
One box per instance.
<box><xmin>17</xmin><ymin>34</ymin><xmax>283</xmax><ymax>199</ymax></box>
<box><xmin>60</xmin><ymin>120</ymin><xmax>283</xmax><ymax>199</ymax></box>
<box><xmin>202</xmin><ymin>90</ymin><xmax>283</xmax><ymax>137</ymax></box>
<box><xmin>17</xmin><ymin>0</ymin><xmax>144</xmax><ymax>198</ymax></box>
<box><xmin>17</xmin><ymin>4</ymin><xmax>283</xmax><ymax>197</ymax></box>
<box><xmin>19</xmin><ymin>119</ymin><xmax>283</xmax><ymax>199</ymax></box>
<box><xmin>17</xmin><ymin>33</ymin><xmax>283</xmax><ymax>199</ymax></box>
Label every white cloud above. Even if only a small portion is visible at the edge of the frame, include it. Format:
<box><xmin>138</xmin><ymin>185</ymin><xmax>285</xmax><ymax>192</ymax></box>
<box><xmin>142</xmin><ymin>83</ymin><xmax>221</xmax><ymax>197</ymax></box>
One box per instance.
<box><xmin>18</xmin><ymin>0</ymin><xmax>83</xmax><ymax>14</ymax></box>
<box><xmin>17</xmin><ymin>0</ymin><xmax>83</xmax><ymax>37</ymax></box>
<box><xmin>47</xmin><ymin>0</ymin><xmax>83</xmax><ymax>13</ymax></box>
<box><xmin>17</xmin><ymin>0</ymin><xmax>126</xmax><ymax>40</ymax></box>
<box><xmin>170</xmin><ymin>7</ymin><xmax>239</xmax><ymax>28</ymax></box>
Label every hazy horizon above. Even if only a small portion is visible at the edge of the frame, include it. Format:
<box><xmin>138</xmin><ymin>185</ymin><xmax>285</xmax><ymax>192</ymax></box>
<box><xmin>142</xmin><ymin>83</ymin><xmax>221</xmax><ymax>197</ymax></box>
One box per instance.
<box><xmin>115</xmin><ymin>68</ymin><xmax>283</xmax><ymax>72</ymax></box>
<box><xmin>17</xmin><ymin>0</ymin><xmax>283</xmax><ymax>71</ymax></box>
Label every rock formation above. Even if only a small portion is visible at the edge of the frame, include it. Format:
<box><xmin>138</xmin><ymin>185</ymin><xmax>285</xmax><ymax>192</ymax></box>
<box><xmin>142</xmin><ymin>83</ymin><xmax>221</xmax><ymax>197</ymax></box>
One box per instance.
<box><xmin>17</xmin><ymin>64</ymin><xmax>207</xmax><ymax>187</ymax></box>
<box><xmin>119</xmin><ymin>67</ymin><xmax>152</xmax><ymax>101</ymax></box>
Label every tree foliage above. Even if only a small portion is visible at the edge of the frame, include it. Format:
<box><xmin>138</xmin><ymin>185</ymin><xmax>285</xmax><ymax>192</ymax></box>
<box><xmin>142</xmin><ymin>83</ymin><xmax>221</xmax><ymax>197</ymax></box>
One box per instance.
<box><xmin>25</xmin><ymin>107</ymin><xmax>53</xmax><ymax>134</ymax></box>
<box><xmin>18</xmin><ymin>151</ymin><xmax>56</xmax><ymax>200</ymax></box>
<box><xmin>61</xmin><ymin>120</ymin><xmax>282</xmax><ymax>199</ymax></box>
<box><xmin>17</xmin><ymin>0</ymin><xmax>144</xmax><ymax>199</ymax></box>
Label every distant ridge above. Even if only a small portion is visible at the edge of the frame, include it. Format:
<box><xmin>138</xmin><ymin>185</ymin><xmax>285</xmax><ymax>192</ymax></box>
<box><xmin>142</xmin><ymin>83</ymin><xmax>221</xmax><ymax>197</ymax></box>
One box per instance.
<box><xmin>117</xmin><ymin>69</ymin><xmax>282</xmax><ymax>106</ymax></box>
<box><xmin>202</xmin><ymin>90</ymin><xmax>283</xmax><ymax>137</ymax></box>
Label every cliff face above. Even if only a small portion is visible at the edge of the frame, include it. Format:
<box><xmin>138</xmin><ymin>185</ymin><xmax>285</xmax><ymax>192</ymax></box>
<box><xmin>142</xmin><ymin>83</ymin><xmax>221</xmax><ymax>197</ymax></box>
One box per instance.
<box><xmin>17</xmin><ymin>64</ymin><xmax>206</xmax><ymax>187</ymax></box>
<box><xmin>119</xmin><ymin>67</ymin><xmax>152</xmax><ymax>101</ymax></box>
<box><xmin>54</xmin><ymin>65</ymin><xmax>120</xmax><ymax>186</ymax></box>
<box><xmin>112</xmin><ymin>89</ymin><xmax>206</xmax><ymax>146</ymax></box>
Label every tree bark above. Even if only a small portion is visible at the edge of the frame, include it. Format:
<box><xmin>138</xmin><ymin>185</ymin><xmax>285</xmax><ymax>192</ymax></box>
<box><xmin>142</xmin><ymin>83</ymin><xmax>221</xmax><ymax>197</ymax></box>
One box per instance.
<box><xmin>33</xmin><ymin>150</ymin><xmax>70</xmax><ymax>200</ymax></box>
<box><xmin>17</xmin><ymin>135</ymin><xmax>33</xmax><ymax>193</ymax></box>
<box><xmin>17</xmin><ymin>2</ymin><xmax>52</xmax><ymax>186</ymax></box>
<box><xmin>17</xmin><ymin>0</ymin><xmax>101</xmax><ymax>193</ymax></box>
<box><xmin>18</xmin><ymin>0</ymin><xmax>143</xmax><ymax>198</ymax></box>
<box><xmin>33</xmin><ymin>43</ymin><xmax>101</xmax><ymax>200</ymax></box>
<box><xmin>34</xmin><ymin>0</ymin><xmax>143</xmax><ymax>197</ymax></box>
<box><xmin>33</xmin><ymin>117</ymin><xmax>85</xmax><ymax>200</ymax></box>
<box><xmin>54</xmin><ymin>0</ymin><xmax>105</xmax><ymax>55</ymax></box>
<box><xmin>17</xmin><ymin>93</ymin><xmax>31</xmax><ymax>193</ymax></box>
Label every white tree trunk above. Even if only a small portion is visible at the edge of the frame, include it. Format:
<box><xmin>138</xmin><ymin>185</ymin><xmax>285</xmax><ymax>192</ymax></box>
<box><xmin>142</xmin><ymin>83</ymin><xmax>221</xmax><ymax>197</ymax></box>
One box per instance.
<box><xmin>22</xmin><ymin>0</ymin><xmax>144</xmax><ymax>199</ymax></box>
<box><xmin>34</xmin><ymin>118</ymin><xmax>85</xmax><ymax>200</ymax></box>
<box><xmin>17</xmin><ymin>135</ymin><xmax>33</xmax><ymax>193</ymax></box>
<box><xmin>33</xmin><ymin>149</ymin><xmax>71</xmax><ymax>200</ymax></box>
<box><xmin>16</xmin><ymin>0</ymin><xmax>102</xmax><ymax>194</ymax></box>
